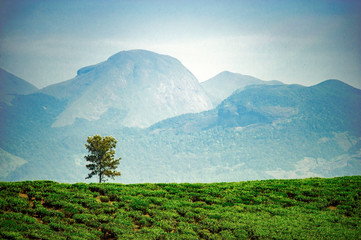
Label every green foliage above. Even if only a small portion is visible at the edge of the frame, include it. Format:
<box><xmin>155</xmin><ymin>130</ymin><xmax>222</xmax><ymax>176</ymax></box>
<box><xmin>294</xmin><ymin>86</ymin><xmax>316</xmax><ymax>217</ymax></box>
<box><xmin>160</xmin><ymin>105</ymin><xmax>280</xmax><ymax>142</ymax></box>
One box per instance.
<box><xmin>99</xmin><ymin>195</ymin><xmax>110</xmax><ymax>202</ymax></box>
<box><xmin>85</xmin><ymin>135</ymin><xmax>121</xmax><ymax>183</ymax></box>
<box><xmin>0</xmin><ymin>176</ymin><xmax>361</xmax><ymax>239</ymax></box>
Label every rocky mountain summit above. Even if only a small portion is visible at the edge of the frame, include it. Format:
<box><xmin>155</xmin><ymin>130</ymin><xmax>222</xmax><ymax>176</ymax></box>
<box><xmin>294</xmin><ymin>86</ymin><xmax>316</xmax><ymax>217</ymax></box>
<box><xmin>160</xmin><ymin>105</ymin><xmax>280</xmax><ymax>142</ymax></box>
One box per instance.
<box><xmin>41</xmin><ymin>50</ymin><xmax>213</xmax><ymax>128</ymax></box>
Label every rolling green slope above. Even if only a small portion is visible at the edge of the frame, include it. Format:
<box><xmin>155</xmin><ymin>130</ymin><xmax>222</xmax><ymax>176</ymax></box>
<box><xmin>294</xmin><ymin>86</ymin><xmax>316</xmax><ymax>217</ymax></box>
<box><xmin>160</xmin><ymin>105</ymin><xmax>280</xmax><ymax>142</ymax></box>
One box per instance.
<box><xmin>1</xmin><ymin>176</ymin><xmax>360</xmax><ymax>239</ymax></box>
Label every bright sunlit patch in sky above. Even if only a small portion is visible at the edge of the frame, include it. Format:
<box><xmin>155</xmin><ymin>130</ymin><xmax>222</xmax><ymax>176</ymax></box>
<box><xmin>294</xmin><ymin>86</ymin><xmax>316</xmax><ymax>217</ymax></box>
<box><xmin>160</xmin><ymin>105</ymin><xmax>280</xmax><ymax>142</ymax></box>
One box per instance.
<box><xmin>0</xmin><ymin>0</ymin><xmax>360</xmax><ymax>88</ymax></box>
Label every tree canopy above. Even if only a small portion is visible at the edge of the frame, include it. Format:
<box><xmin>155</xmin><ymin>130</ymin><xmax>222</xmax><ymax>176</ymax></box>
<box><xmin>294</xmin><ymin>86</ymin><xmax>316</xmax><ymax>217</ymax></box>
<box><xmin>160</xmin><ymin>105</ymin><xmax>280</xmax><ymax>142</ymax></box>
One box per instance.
<box><xmin>85</xmin><ymin>135</ymin><xmax>121</xmax><ymax>183</ymax></box>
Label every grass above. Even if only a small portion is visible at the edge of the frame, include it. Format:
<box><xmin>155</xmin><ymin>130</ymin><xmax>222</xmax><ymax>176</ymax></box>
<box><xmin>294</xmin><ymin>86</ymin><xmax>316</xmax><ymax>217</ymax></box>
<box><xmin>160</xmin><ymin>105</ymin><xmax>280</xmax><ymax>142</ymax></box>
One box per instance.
<box><xmin>0</xmin><ymin>176</ymin><xmax>360</xmax><ymax>239</ymax></box>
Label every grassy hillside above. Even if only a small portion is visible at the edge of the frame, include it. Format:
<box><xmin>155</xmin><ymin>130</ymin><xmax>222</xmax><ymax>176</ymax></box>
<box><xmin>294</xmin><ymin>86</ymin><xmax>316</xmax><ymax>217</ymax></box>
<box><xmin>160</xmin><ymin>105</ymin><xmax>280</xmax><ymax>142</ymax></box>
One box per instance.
<box><xmin>1</xmin><ymin>176</ymin><xmax>360</xmax><ymax>239</ymax></box>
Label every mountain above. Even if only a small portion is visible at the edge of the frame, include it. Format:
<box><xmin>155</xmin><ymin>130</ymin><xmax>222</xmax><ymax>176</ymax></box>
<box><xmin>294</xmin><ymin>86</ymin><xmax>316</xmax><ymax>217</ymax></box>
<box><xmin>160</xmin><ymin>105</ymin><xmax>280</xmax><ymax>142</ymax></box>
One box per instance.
<box><xmin>153</xmin><ymin>79</ymin><xmax>361</xmax><ymax>133</ymax></box>
<box><xmin>0</xmin><ymin>147</ymin><xmax>27</xmax><ymax>180</ymax></box>
<box><xmin>201</xmin><ymin>71</ymin><xmax>283</xmax><ymax>105</ymax></box>
<box><xmin>141</xmin><ymin>80</ymin><xmax>361</xmax><ymax>182</ymax></box>
<box><xmin>1</xmin><ymin>50</ymin><xmax>360</xmax><ymax>183</ymax></box>
<box><xmin>41</xmin><ymin>49</ymin><xmax>213</xmax><ymax>128</ymax></box>
<box><xmin>0</xmin><ymin>68</ymin><xmax>38</xmax><ymax>105</ymax></box>
<box><xmin>1</xmin><ymin>50</ymin><xmax>214</xmax><ymax>181</ymax></box>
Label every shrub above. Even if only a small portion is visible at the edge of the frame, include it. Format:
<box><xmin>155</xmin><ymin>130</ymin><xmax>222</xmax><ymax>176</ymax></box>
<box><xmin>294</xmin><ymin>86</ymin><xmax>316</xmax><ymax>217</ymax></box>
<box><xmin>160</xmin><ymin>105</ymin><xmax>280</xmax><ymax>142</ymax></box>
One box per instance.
<box><xmin>73</xmin><ymin>213</ymin><xmax>98</xmax><ymax>227</ymax></box>
<box><xmin>72</xmin><ymin>183</ymin><xmax>89</xmax><ymax>191</ymax></box>
<box><xmin>176</xmin><ymin>222</ymin><xmax>197</xmax><ymax>235</ymax></box>
<box><xmin>338</xmin><ymin>205</ymin><xmax>353</xmax><ymax>216</ymax></box>
<box><xmin>219</xmin><ymin>230</ymin><xmax>236</xmax><ymax>240</ymax></box>
<box><xmin>4</xmin><ymin>197</ymin><xmax>29</xmax><ymax>212</ymax></box>
<box><xmin>103</xmin><ymin>207</ymin><xmax>116</xmax><ymax>214</ymax></box>
<box><xmin>1</xmin><ymin>231</ymin><xmax>23</xmax><ymax>240</ymax></box>
<box><xmin>49</xmin><ymin>221</ymin><xmax>66</xmax><ymax>232</ymax></box>
<box><xmin>63</xmin><ymin>204</ymin><xmax>81</xmax><ymax>217</ymax></box>
<box><xmin>100</xmin><ymin>196</ymin><xmax>110</xmax><ymax>202</ymax></box>
<box><xmin>0</xmin><ymin>176</ymin><xmax>361</xmax><ymax>240</ymax></box>
<box><xmin>89</xmin><ymin>185</ymin><xmax>106</xmax><ymax>195</ymax></box>
<box><xmin>130</xmin><ymin>198</ymin><xmax>150</xmax><ymax>213</ymax></box>
<box><xmin>108</xmin><ymin>193</ymin><xmax>118</xmax><ymax>201</ymax></box>
<box><xmin>113</xmin><ymin>218</ymin><xmax>134</xmax><ymax>235</ymax></box>
<box><xmin>154</xmin><ymin>219</ymin><xmax>175</xmax><ymax>233</ymax></box>
<box><xmin>137</xmin><ymin>227</ymin><xmax>166</xmax><ymax>239</ymax></box>
<box><xmin>97</xmin><ymin>214</ymin><xmax>111</xmax><ymax>223</ymax></box>
<box><xmin>0</xmin><ymin>198</ymin><xmax>7</xmax><ymax>211</ymax></box>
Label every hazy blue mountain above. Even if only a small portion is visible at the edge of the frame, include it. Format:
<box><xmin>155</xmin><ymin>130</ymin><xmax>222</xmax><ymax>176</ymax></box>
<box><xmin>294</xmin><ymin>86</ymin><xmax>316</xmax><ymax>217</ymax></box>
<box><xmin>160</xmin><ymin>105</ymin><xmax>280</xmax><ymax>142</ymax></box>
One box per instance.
<box><xmin>0</xmin><ymin>147</ymin><xmax>27</xmax><ymax>180</ymax></box>
<box><xmin>41</xmin><ymin>50</ymin><xmax>213</xmax><ymax>128</ymax></box>
<box><xmin>141</xmin><ymin>80</ymin><xmax>361</xmax><ymax>182</ymax></box>
<box><xmin>1</xmin><ymin>50</ymin><xmax>360</xmax><ymax>183</ymax></box>
<box><xmin>152</xmin><ymin>80</ymin><xmax>361</xmax><ymax>133</ymax></box>
<box><xmin>1</xmin><ymin>50</ymin><xmax>213</xmax><ymax>181</ymax></box>
<box><xmin>0</xmin><ymin>68</ymin><xmax>38</xmax><ymax>105</ymax></box>
<box><xmin>201</xmin><ymin>71</ymin><xmax>282</xmax><ymax>105</ymax></box>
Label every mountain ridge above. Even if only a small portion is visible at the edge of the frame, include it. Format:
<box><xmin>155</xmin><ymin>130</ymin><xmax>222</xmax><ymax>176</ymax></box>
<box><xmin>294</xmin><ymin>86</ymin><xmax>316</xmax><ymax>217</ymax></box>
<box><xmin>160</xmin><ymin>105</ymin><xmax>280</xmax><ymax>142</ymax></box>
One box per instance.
<box><xmin>0</xmin><ymin>68</ymin><xmax>38</xmax><ymax>105</ymax></box>
<box><xmin>1</xmin><ymin>50</ymin><xmax>360</xmax><ymax>183</ymax></box>
<box><xmin>201</xmin><ymin>71</ymin><xmax>283</xmax><ymax>105</ymax></box>
<box><xmin>40</xmin><ymin>49</ymin><xmax>213</xmax><ymax>128</ymax></box>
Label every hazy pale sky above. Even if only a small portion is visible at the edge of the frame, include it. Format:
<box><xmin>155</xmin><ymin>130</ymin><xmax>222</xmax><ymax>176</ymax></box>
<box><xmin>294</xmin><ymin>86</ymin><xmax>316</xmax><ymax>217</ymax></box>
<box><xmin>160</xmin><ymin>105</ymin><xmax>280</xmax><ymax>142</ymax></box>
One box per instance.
<box><xmin>0</xmin><ymin>0</ymin><xmax>360</xmax><ymax>89</ymax></box>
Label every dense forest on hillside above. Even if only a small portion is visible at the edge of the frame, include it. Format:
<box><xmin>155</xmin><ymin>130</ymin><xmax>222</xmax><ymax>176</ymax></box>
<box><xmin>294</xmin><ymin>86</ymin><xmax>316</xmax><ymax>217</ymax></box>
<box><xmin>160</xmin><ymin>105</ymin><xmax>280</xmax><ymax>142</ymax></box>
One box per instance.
<box><xmin>1</xmin><ymin>176</ymin><xmax>360</xmax><ymax>239</ymax></box>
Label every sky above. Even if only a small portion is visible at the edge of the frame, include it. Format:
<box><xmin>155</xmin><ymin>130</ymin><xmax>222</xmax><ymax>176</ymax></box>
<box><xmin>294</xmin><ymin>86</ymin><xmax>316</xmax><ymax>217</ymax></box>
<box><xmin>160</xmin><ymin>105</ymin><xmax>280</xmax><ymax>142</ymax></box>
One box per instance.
<box><xmin>0</xmin><ymin>0</ymin><xmax>360</xmax><ymax>89</ymax></box>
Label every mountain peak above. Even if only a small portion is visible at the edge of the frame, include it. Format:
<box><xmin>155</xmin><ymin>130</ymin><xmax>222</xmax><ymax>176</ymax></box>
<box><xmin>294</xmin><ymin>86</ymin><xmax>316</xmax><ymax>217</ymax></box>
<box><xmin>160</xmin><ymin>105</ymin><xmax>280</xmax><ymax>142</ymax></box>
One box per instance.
<box><xmin>0</xmin><ymin>68</ymin><xmax>38</xmax><ymax>105</ymax></box>
<box><xmin>316</xmin><ymin>79</ymin><xmax>348</xmax><ymax>86</ymax></box>
<box><xmin>312</xmin><ymin>79</ymin><xmax>361</xmax><ymax>94</ymax></box>
<box><xmin>107</xmin><ymin>49</ymin><xmax>179</xmax><ymax>66</ymax></box>
<box><xmin>201</xmin><ymin>71</ymin><xmax>283</xmax><ymax>106</ymax></box>
<box><xmin>316</xmin><ymin>79</ymin><xmax>353</xmax><ymax>88</ymax></box>
<box><xmin>216</xmin><ymin>71</ymin><xmax>252</xmax><ymax>78</ymax></box>
<box><xmin>42</xmin><ymin>50</ymin><xmax>213</xmax><ymax>128</ymax></box>
<box><xmin>109</xmin><ymin>49</ymin><xmax>169</xmax><ymax>59</ymax></box>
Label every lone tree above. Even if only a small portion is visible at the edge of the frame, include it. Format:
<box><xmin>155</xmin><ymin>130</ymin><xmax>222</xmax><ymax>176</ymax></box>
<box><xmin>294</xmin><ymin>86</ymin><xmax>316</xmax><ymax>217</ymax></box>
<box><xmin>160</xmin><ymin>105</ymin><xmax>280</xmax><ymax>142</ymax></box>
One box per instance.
<box><xmin>85</xmin><ymin>135</ymin><xmax>121</xmax><ymax>183</ymax></box>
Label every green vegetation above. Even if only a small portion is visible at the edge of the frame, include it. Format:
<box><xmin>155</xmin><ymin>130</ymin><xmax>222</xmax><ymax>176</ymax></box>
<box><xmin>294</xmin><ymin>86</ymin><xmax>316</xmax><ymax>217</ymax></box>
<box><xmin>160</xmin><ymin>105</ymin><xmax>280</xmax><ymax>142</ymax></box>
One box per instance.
<box><xmin>1</xmin><ymin>176</ymin><xmax>360</xmax><ymax>239</ymax></box>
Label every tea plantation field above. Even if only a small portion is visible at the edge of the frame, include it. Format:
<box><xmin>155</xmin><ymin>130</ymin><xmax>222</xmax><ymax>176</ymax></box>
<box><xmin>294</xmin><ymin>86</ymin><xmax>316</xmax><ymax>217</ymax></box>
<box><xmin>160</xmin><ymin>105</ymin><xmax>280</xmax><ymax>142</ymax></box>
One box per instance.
<box><xmin>1</xmin><ymin>176</ymin><xmax>360</xmax><ymax>239</ymax></box>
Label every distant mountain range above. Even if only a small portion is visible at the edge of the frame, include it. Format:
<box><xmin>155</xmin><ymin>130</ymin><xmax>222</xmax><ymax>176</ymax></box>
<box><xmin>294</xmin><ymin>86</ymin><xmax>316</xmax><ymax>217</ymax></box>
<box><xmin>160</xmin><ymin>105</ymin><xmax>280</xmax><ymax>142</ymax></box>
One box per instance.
<box><xmin>0</xmin><ymin>50</ymin><xmax>360</xmax><ymax>183</ymax></box>
<box><xmin>144</xmin><ymin>80</ymin><xmax>361</xmax><ymax>182</ymax></box>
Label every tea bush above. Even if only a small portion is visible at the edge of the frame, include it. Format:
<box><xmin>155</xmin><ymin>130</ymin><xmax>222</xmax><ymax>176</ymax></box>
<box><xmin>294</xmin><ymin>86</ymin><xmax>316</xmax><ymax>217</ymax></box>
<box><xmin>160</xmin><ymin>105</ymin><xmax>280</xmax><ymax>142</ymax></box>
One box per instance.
<box><xmin>0</xmin><ymin>176</ymin><xmax>360</xmax><ymax>239</ymax></box>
